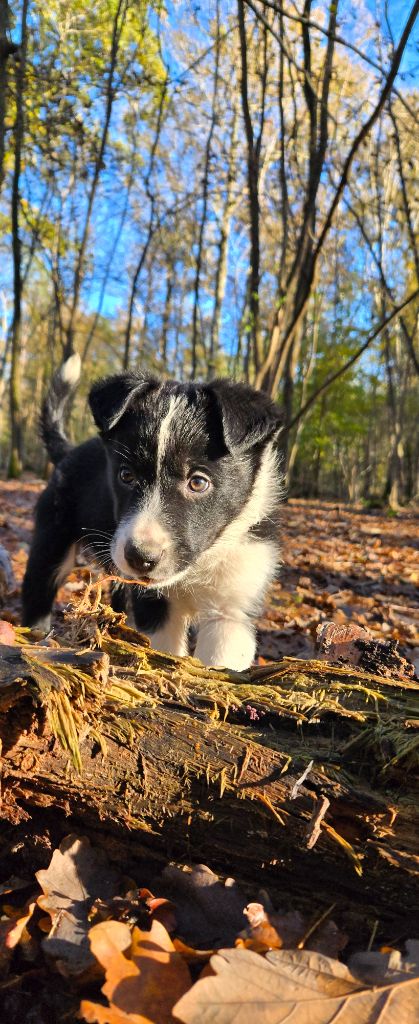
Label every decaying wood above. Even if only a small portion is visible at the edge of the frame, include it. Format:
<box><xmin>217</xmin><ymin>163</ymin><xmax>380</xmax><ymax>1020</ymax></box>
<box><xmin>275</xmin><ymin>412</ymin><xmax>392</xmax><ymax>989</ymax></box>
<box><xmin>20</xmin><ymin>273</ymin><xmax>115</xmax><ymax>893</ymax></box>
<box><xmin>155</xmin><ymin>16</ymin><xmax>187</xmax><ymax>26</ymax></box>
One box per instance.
<box><xmin>0</xmin><ymin>604</ymin><xmax>418</xmax><ymax>940</ymax></box>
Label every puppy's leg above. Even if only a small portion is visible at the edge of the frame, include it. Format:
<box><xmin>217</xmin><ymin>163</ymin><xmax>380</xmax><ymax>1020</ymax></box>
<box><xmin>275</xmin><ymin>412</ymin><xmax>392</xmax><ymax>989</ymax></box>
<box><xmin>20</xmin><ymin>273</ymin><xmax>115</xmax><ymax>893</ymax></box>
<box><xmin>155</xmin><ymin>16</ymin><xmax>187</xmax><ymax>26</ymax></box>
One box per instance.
<box><xmin>131</xmin><ymin>589</ymin><xmax>188</xmax><ymax>656</ymax></box>
<box><xmin>150</xmin><ymin>606</ymin><xmax>189</xmax><ymax>657</ymax></box>
<box><xmin>195</xmin><ymin>616</ymin><xmax>255</xmax><ymax>672</ymax></box>
<box><xmin>22</xmin><ymin>491</ymin><xmax>76</xmax><ymax>631</ymax></box>
<box><xmin>195</xmin><ymin>538</ymin><xmax>278</xmax><ymax>670</ymax></box>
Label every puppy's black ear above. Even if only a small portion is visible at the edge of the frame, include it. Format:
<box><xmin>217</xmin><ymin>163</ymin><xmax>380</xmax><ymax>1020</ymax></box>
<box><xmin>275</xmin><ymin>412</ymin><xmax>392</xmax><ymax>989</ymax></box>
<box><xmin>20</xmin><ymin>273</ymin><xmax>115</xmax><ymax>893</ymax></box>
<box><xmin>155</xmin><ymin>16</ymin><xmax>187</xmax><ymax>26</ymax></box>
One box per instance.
<box><xmin>89</xmin><ymin>373</ymin><xmax>159</xmax><ymax>432</ymax></box>
<box><xmin>207</xmin><ymin>380</ymin><xmax>282</xmax><ymax>451</ymax></box>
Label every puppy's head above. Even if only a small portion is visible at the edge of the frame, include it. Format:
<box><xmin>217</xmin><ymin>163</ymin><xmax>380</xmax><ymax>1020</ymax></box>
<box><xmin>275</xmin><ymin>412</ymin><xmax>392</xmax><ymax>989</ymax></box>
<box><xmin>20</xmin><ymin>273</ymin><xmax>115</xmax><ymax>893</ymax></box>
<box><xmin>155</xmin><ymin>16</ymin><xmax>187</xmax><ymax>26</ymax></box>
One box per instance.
<box><xmin>89</xmin><ymin>374</ymin><xmax>281</xmax><ymax>586</ymax></box>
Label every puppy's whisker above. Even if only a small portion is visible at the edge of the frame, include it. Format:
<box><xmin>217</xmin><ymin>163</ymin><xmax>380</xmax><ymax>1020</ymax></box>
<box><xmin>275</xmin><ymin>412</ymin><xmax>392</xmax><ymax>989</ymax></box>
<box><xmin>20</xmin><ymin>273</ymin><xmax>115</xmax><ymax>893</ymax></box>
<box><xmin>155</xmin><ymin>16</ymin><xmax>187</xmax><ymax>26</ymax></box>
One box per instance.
<box><xmin>79</xmin><ymin>536</ymin><xmax>111</xmax><ymax>544</ymax></box>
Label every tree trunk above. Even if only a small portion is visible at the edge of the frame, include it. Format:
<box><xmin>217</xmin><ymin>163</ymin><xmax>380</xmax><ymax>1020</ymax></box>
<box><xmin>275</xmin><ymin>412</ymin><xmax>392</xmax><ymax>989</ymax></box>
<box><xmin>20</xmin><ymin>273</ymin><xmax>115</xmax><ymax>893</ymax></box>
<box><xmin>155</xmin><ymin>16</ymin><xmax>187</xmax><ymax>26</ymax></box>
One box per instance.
<box><xmin>64</xmin><ymin>0</ymin><xmax>127</xmax><ymax>360</ymax></box>
<box><xmin>237</xmin><ymin>1</ymin><xmax>268</xmax><ymax>377</ymax></box>
<box><xmin>281</xmin><ymin>328</ymin><xmax>303</xmax><ymax>472</ymax></box>
<box><xmin>0</xmin><ymin>0</ymin><xmax>17</xmax><ymax>194</ymax></box>
<box><xmin>161</xmin><ymin>260</ymin><xmax>174</xmax><ymax>372</ymax></box>
<box><xmin>208</xmin><ymin>104</ymin><xmax>238</xmax><ymax>380</ymax></box>
<box><xmin>190</xmin><ymin>0</ymin><xmax>221</xmax><ymax>379</ymax></box>
<box><xmin>123</xmin><ymin>81</ymin><xmax>167</xmax><ymax>370</ymax></box>
<box><xmin>1</xmin><ymin>621</ymin><xmax>418</xmax><ymax>939</ymax></box>
<box><xmin>287</xmin><ymin>313</ymin><xmax>319</xmax><ymax>485</ymax></box>
<box><xmin>8</xmin><ymin>0</ymin><xmax>29</xmax><ymax>479</ymax></box>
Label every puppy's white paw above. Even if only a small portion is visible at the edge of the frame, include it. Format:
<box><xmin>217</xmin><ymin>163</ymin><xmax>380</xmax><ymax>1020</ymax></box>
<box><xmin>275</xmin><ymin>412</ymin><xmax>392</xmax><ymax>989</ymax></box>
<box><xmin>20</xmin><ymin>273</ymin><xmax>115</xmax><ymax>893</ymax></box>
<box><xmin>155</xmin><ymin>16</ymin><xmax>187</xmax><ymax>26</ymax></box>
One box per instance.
<box><xmin>195</xmin><ymin>617</ymin><xmax>256</xmax><ymax>671</ymax></box>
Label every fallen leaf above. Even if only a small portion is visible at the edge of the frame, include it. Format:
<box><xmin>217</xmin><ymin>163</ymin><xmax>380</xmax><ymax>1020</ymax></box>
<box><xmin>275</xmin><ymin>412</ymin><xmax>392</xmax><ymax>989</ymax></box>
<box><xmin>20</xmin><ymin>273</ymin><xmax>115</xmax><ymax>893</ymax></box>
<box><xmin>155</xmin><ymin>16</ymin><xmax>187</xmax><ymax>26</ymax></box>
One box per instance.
<box><xmin>80</xmin><ymin>918</ymin><xmax>191</xmax><ymax>1024</ymax></box>
<box><xmin>36</xmin><ymin>834</ymin><xmax>119</xmax><ymax>975</ymax></box>
<box><xmin>0</xmin><ymin>875</ymin><xmax>31</xmax><ymax>896</ymax></box>
<box><xmin>0</xmin><ymin>900</ymin><xmax>36</xmax><ymax>975</ymax></box>
<box><xmin>173</xmin><ymin>946</ymin><xmax>419</xmax><ymax>1024</ymax></box>
<box><xmin>0</xmin><ymin>619</ymin><xmax>16</xmax><ymax>644</ymax></box>
<box><xmin>238</xmin><ymin>902</ymin><xmax>347</xmax><ymax>959</ymax></box>
<box><xmin>349</xmin><ymin>939</ymin><xmax>419</xmax><ymax>985</ymax></box>
<box><xmin>156</xmin><ymin>865</ymin><xmax>246</xmax><ymax>948</ymax></box>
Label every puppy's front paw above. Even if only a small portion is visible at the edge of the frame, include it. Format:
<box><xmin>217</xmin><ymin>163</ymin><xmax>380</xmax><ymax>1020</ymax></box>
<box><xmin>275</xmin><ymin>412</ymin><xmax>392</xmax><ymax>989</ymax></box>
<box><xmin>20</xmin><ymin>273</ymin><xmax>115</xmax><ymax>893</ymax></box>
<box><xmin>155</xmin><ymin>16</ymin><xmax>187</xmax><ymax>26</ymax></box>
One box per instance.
<box><xmin>195</xmin><ymin>618</ymin><xmax>255</xmax><ymax>672</ymax></box>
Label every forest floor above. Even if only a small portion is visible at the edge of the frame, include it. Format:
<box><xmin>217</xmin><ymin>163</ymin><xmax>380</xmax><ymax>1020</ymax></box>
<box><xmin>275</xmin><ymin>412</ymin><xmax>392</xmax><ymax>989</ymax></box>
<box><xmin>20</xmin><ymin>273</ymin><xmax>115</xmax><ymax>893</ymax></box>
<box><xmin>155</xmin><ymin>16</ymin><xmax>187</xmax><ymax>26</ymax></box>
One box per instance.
<box><xmin>1</xmin><ymin>479</ymin><xmax>419</xmax><ymax>1022</ymax></box>
<box><xmin>1</xmin><ymin>476</ymin><xmax>418</xmax><ymax>670</ymax></box>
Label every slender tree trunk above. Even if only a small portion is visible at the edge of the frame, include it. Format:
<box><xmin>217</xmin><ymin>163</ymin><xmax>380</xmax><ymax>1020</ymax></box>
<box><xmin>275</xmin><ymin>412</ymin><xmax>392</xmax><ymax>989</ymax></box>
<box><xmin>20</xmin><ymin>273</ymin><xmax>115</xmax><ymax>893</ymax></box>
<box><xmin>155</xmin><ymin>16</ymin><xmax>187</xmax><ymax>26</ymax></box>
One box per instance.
<box><xmin>161</xmin><ymin>259</ymin><xmax>174</xmax><ymax>372</ymax></box>
<box><xmin>237</xmin><ymin>1</ymin><xmax>268</xmax><ymax>376</ymax></box>
<box><xmin>281</xmin><ymin>325</ymin><xmax>304</xmax><ymax>471</ymax></box>
<box><xmin>82</xmin><ymin>147</ymin><xmax>136</xmax><ymax>364</ymax></box>
<box><xmin>277</xmin><ymin>7</ymin><xmax>289</xmax><ymax>295</ymax></box>
<box><xmin>382</xmin><ymin>328</ymin><xmax>405</xmax><ymax>508</ymax></box>
<box><xmin>8</xmin><ymin>0</ymin><xmax>29</xmax><ymax>479</ymax></box>
<box><xmin>190</xmin><ymin>0</ymin><xmax>221</xmax><ymax>379</ymax></box>
<box><xmin>123</xmin><ymin>81</ymin><xmax>167</xmax><ymax>370</ymax></box>
<box><xmin>64</xmin><ymin>0</ymin><xmax>127</xmax><ymax>359</ymax></box>
<box><xmin>0</xmin><ymin>0</ymin><xmax>17</xmax><ymax>194</ymax></box>
<box><xmin>287</xmin><ymin>313</ymin><xmax>319</xmax><ymax>484</ymax></box>
<box><xmin>208</xmin><ymin>104</ymin><xmax>238</xmax><ymax>379</ymax></box>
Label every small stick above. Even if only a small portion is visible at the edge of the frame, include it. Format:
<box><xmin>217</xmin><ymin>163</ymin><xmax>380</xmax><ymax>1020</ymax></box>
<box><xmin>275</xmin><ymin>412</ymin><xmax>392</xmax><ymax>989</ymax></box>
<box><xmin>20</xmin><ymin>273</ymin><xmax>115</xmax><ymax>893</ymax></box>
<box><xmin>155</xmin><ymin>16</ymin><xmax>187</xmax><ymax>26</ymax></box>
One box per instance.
<box><xmin>255</xmin><ymin>792</ymin><xmax>286</xmax><ymax>826</ymax></box>
<box><xmin>367</xmin><ymin>919</ymin><xmax>379</xmax><ymax>951</ymax></box>
<box><xmin>73</xmin><ymin>573</ymin><xmax>152</xmax><ymax>615</ymax></box>
<box><xmin>290</xmin><ymin>759</ymin><xmax>314</xmax><ymax>799</ymax></box>
<box><xmin>306</xmin><ymin>795</ymin><xmax>330</xmax><ymax>849</ymax></box>
<box><xmin>86</xmin><ymin>573</ymin><xmax>152</xmax><ymax>591</ymax></box>
<box><xmin>237</xmin><ymin>746</ymin><xmax>252</xmax><ymax>784</ymax></box>
<box><xmin>297</xmin><ymin>902</ymin><xmax>336</xmax><ymax>949</ymax></box>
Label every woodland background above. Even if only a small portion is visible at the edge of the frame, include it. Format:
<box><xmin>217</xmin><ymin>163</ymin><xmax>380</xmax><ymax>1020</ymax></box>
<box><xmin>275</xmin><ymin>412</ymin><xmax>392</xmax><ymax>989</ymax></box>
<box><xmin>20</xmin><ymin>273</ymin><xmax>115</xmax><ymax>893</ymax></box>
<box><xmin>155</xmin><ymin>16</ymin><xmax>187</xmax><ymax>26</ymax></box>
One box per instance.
<box><xmin>0</xmin><ymin>0</ymin><xmax>418</xmax><ymax>503</ymax></box>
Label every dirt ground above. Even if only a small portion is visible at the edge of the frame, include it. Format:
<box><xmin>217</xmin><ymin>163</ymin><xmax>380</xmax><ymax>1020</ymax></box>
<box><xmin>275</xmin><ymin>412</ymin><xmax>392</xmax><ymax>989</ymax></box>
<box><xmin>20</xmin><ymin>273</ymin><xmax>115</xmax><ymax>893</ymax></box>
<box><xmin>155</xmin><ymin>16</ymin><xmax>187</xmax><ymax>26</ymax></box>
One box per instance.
<box><xmin>1</xmin><ymin>476</ymin><xmax>418</xmax><ymax>671</ymax></box>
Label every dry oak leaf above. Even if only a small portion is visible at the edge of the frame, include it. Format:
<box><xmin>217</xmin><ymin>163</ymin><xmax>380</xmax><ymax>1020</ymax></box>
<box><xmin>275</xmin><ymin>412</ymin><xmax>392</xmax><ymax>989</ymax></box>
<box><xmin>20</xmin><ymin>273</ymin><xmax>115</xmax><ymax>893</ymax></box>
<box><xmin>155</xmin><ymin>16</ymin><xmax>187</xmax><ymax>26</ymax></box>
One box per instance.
<box><xmin>0</xmin><ymin>900</ymin><xmax>36</xmax><ymax>975</ymax></box>
<box><xmin>173</xmin><ymin>946</ymin><xmax>419</xmax><ymax>1024</ymax></box>
<box><xmin>36</xmin><ymin>834</ymin><xmax>119</xmax><ymax>975</ymax></box>
<box><xmin>156</xmin><ymin>864</ymin><xmax>246</xmax><ymax>948</ymax></box>
<box><xmin>349</xmin><ymin>941</ymin><xmax>419</xmax><ymax>986</ymax></box>
<box><xmin>0</xmin><ymin>619</ymin><xmax>16</xmax><ymax>644</ymax></box>
<box><xmin>239</xmin><ymin>903</ymin><xmax>347</xmax><ymax>960</ymax></box>
<box><xmin>81</xmin><ymin>918</ymin><xmax>191</xmax><ymax>1024</ymax></box>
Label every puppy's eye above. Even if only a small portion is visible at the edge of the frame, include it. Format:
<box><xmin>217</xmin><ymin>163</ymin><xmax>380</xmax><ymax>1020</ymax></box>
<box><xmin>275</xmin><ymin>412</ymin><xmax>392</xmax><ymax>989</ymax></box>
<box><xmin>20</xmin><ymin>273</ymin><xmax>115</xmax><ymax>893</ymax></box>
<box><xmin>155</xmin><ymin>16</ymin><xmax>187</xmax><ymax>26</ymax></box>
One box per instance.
<box><xmin>188</xmin><ymin>473</ymin><xmax>210</xmax><ymax>493</ymax></box>
<box><xmin>119</xmin><ymin>467</ymin><xmax>135</xmax><ymax>486</ymax></box>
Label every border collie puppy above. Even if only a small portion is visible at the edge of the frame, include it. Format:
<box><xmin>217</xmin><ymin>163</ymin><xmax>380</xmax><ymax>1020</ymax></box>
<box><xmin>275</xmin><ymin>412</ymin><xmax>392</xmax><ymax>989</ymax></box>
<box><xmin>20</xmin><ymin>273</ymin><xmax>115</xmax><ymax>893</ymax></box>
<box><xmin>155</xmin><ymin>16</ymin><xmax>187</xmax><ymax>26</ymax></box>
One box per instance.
<box><xmin>22</xmin><ymin>357</ymin><xmax>283</xmax><ymax>670</ymax></box>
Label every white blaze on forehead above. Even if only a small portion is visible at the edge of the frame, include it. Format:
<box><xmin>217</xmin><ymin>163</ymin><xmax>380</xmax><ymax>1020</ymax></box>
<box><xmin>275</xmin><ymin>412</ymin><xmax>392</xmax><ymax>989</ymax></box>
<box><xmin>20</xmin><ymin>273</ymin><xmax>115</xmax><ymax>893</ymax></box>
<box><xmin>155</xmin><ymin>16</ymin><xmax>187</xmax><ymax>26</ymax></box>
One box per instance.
<box><xmin>157</xmin><ymin>394</ymin><xmax>187</xmax><ymax>472</ymax></box>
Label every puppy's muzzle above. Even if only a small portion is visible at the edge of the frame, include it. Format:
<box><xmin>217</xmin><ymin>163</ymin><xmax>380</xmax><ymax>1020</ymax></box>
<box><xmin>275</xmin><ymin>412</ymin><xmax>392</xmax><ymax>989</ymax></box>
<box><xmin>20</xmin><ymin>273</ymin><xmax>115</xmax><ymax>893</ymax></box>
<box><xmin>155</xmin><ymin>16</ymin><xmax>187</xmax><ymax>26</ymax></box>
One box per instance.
<box><xmin>124</xmin><ymin>539</ymin><xmax>163</xmax><ymax>578</ymax></box>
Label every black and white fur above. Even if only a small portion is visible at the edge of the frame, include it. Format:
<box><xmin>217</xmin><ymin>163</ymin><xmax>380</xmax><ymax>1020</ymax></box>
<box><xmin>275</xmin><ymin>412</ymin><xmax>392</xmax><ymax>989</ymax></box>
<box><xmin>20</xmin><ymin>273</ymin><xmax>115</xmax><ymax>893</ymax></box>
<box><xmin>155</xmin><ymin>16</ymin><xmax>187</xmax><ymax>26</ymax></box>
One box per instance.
<box><xmin>22</xmin><ymin>358</ymin><xmax>283</xmax><ymax>670</ymax></box>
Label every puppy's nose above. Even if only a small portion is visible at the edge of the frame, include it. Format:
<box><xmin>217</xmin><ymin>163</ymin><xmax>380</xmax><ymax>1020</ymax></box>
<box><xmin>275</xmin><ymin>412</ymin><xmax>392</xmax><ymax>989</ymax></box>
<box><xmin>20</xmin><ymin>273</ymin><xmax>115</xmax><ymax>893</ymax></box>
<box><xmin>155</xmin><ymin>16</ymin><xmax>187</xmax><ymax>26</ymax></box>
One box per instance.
<box><xmin>124</xmin><ymin>540</ymin><xmax>162</xmax><ymax>576</ymax></box>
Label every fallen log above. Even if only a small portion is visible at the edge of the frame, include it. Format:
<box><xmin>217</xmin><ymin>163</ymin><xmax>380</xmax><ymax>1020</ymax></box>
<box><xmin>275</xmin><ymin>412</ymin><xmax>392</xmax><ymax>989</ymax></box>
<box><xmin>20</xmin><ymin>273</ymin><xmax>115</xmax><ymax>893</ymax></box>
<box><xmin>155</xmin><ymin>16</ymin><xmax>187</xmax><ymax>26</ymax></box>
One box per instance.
<box><xmin>0</xmin><ymin>602</ymin><xmax>418</xmax><ymax>945</ymax></box>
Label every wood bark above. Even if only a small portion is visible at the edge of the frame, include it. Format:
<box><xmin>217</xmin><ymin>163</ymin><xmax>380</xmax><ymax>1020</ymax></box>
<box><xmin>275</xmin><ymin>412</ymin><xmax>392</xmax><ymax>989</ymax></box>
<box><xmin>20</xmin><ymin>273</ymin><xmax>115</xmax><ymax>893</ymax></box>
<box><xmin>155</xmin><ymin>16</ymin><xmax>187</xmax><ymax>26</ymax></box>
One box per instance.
<box><xmin>1</xmin><ymin>625</ymin><xmax>418</xmax><ymax>938</ymax></box>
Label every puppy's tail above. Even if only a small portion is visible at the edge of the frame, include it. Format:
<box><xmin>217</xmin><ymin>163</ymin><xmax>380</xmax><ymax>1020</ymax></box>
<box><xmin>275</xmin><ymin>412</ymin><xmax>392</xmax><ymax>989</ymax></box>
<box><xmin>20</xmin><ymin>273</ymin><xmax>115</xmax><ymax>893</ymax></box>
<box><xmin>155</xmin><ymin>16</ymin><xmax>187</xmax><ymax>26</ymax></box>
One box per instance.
<box><xmin>41</xmin><ymin>353</ymin><xmax>81</xmax><ymax>465</ymax></box>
